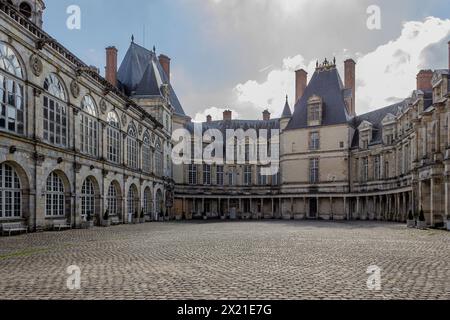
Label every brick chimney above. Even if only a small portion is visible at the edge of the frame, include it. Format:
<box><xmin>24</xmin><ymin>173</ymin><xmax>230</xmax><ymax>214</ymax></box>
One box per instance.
<box><xmin>206</xmin><ymin>115</ymin><xmax>212</xmax><ymax>123</ymax></box>
<box><xmin>159</xmin><ymin>54</ymin><xmax>171</xmax><ymax>83</ymax></box>
<box><xmin>105</xmin><ymin>46</ymin><xmax>118</xmax><ymax>86</ymax></box>
<box><xmin>295</xmin><ymin>69</ymin><xmax>307</xmax><ymax>103</ymax></box>
<box><xmin>344</xmin><ymin>59</ymin><xmax>356</xmax><ymax>116</ymax></box>
<box><xmin>416</xmin><ymin>70</ymin><xmax>433</xmax><ymax>91</ymax></box>
<box><xmin>223</xmin><ymin>110</ymin><xmax>232</xmax><ymax>121</ymax></box>
<box><xmin>262</xmin><ymin>110</ymin><xmax>271</xmax><ymax>121</ymax></box>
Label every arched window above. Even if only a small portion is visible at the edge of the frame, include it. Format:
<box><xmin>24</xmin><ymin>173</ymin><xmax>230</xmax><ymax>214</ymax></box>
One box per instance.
<box><xmin>143</xmin><ymin>187</ymin><xmax>152</xmax><ymax>216</ymax></box>
<box><xmin>45</xmin><ymin>172</ymin><xmax>64</xmax><ymax>217</ymax></box>
<box><xmin>80</xmin><ymin>96</ymin><xmax>98</xmax><ymax>157</ymax></box>
<box><xmin>155</xmin><ymin>139</ymin><xmax>163</xmax><ymax>177</ymax></box>
<box><xmin>43</xmin><ymin>74</ymin><xmax>67</xmax><ymax>147</ymax></box>
<box><xmin>155</xmin><ymin>189</ymin><xmax>163</xmax><ymax>219</ymax></box>
<box><xmin>142</xmin><ymin>132</ymin><xmax>152</xmax><ymax>173</ymax></box>
<box><xmin>127</xmin><ymin>185</ymin><xmax>139</xmax><ymax>218</ymax></box>
<box><xmin>0</xmin><ymin>163</ymin><xmax>21</xmax><ymax>218</ymax></box>
<box><xmin>127</xmin><ymin>124</ymin><xmax>138</xmax><ymax>169</ymax></box>
<box><xmin>0</xmin><ymin>42</ymin><xmax>24</xmax><ymax>135</ymax></box>
<box><xmin>107</xmin><ymin>111</ymin><xmax>121</xmax><ymax>163</ymax></box>
<box><xmin>107</xmin><ymin>183</ymin><xmax>120</xmax><ymax>217</ymax></box>
<box><xmin>19</xmin><ymin>2</ymin><xmax>32</xmax><ymax>18</ymax></box>
<box><xmin>81</xmin><ymin>177</ymin><xmax>95</xmax><ymax>220</ymax></box>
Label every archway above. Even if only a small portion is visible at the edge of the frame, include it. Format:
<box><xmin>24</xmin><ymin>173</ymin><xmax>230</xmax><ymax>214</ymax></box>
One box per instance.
<box><xmin>155</xmin><ymin>189</ymin><xmax>163</xmax><ymax>220</ymax></box>
<box><xmin>127</xmin><ymin>184</ymin><xmax>139</xmax><ymax>223</ymax></box>
<box><xmin>81</xmin><ymin>176</ymin><xmax>100</xmax><ymax>226</ymax></box>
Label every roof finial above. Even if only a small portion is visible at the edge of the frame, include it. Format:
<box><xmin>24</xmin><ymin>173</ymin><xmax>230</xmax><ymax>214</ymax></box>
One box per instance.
<box><xmin>286</xmin><ymin>94</ymin><xmax>288</xmax><ymax>103</ymax></box>
<box><xmin>131</xmin><ymin>34</ymin><xmax>134</xmax><ymax>43</ymax></box>
<box><xmin>333</xmin><ymin>57</ymin><xmax>336</xmax><ymax>65</ymax></box>
<box><xmin>153</xmin><ymin>45</ymin><xmax>156</xmax><ymax>53</ymax></box>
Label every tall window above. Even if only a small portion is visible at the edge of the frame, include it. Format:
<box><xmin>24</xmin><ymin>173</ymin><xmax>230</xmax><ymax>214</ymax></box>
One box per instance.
<box><xmin>308</xmin><ymin>102</ymin><xmax>321</xmax><ymax>126</ymax></box>
<box><xmin>309</xmin><ymin>158</ymin><xmax>319</xmax><ymax>184</ymax></box>
<box><xmin>203</xmin><ymin>164</ymin><xmax>211</xmax><ymax>185</ymax></box>
<box><xmin>258</xmin><ymin>167</ymin><xmax>267</xmax><ymax>185</ymax></box>
<box><xmin>244</xmin><ymin>165</ymin><xmax>252</xmax><ymax>186</ymax></box>
<box><xmin>127</xmin><ymin>185</ymin><xmax>139</xmax><ymax>217</ymax></box>
<box><xmin>309</xmin><ymin>132</ymin><xmax>320</xmax><ymax>150</ymax></box>
<box><xmin>0</xmin><ymin>43</ymin><xmax>24</xmax><ymax>135</ymax></box>
<box><xmin>361</xmin><ymin>157</ymin><xmax>369</xmax><ymax>181</ymax></box>
<box><xmin>374</xmin><ymin>155</ymin><xmax>381</xmax><ymax>180</ymax></box>
<box><xmin>107</xmin><ymin>183</ymin><xmax>119</xmax><ymax>217</ymax></box>
<box><xmin>0</xmin><ymin>163</ymin><xmax>21</xmax><ymax>218</ymax></box>
<box><xmin>43</xmin><ymin>74</ymin><xmax>67</xmax><ymax>147</ymax></box>
<box><xmin>228</xmin><ymin>168</ymin><xmax>235</xmax><ymax>186</ymax></box>
<box><xmin>45</xmin><ymin>172</ymin><xmax>64</xmax><ymax>217</ymax></box>
<box><xmin>80</xmin><ymin>96</ymin><xmax>98</xmax><ymax>157</ymax></box>
<box><xmin>143</xmin><ymin>187</ymin><xmax>153</xmax><ymax>216</ymax></box>
<box><xmin>142</xmin><ymin>132</ymin><xmax>152</xmax><ymax>173</ymax></box>
<box><xmin>188</xmin><ymin>164</ymin><xmax>197</xmax><ymax>185</ymax></box>
<box><xmin>81</xmin><ymin>177</ymin><xmax>95</xmax><ymax>220</ymax></box>
<box><xmin>155</xmin><ymin>140</ymin><xmax>163</xmax><ymax>177</ymax></box>
<box><xmin>107</xmin><ymin>111</ymin><xmax>121</xmax><ymax>163</ymax></box>
<box><xmin>216</xmin><ymin>165</ymin><xmax>224</xmax><ymax>186</ymax></box>
<box><xmin>127</xmin><ymin>125</ymin><xmax>138</xmax><ymax>169</ymax></box>
<box><xmin>384</xmin><ymin>161</ymin><xmax>390</xmax><ymax>179</ymax></box>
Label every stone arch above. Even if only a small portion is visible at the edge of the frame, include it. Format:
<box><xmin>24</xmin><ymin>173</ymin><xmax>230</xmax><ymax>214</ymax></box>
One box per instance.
<box><xmin>43</xmin><ymin>169</ymin><xmax>72</xmax><ymax>220</ymax></box>
<box><xmin>0</xmin><ymin>160</ymin><xmax>31</xmax><ymax>223</ymax></box>
<box><xmin>106</xmin><ymin>179</ymin><xmax>123</xmax><ymax>220</ymax></box>
<box><xmin>0</xmin><ymin>40</ymin><xmax>27</xmax><ymax>80</ymax></box>
<box><xmin>155</xmin><ymin>187</ymin><xmax>164</xmax><ymax>220</ymax></box>
<box><xmin>80</xmin><ymin>175</ymin><xmax>101</xmax><ymax>225</ymax></box>
<box><xmin>126</xmin><ymin>183</ymin><xmax>140</xmax><ymax>223</ymax></box>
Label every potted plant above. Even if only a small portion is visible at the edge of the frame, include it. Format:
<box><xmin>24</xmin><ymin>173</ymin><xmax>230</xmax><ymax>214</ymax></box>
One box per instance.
<box><xmin>133</xmin><ymin>210</ymin><xmax>139</xmax><ymax>224</ymax></box>
<box><xmin>417</xmin><ymin>207</ymin><xmax>427</xmax><ymax>230</ymax></box>
<box><xmin>202</xmin><ymin>211</ymin><xmax>208</xmax><ymax>220</ymax></box>
<box><xmin>406</xmin><ymin>210</ymin><xmax>415</xmax><ymax>228</ymax></box>
<box><xmin>446</xmin><ymin>215</ymin><xmax>450</xmax><ymax>231</ymax></box>
<box><xmin>220</xmin><ymin>212</ymin><xmax>226</xmax><ymax>220</ymax></box>
<box><xmin>139</xmin><ymin>209</ymin><xmax>145</xmax><ymax>223</ymax></box>
<box><xmin>102</xmin><ymin>209</ymin><xmax>111</xmax><ymax>227</ymax></box>
<box><xmin>82</xmin><ymin>212</ymin><xmax>94</xmax><ymax>229</ymax></box>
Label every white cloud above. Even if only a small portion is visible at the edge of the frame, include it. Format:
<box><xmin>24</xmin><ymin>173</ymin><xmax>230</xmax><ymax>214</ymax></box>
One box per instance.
<box><xmin>232</xmin><ymin>16</ymin><xmax>450</xmax><ymax>117</ymax></box>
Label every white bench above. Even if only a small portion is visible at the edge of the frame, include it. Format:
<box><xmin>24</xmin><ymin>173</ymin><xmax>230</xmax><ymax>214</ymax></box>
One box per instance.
<box><xmin>110</xmin><ymin>216</ymin><xmax>121</xmax><ymax>225</ymax></box>
<box><xmin>53</xmin><ymin>219</ymin><xmax>71</xmax><ymax>231</ymax></box>
<box><xmin>1</xmin><ymin>222</ymin><xmax>28</xmax><ymax>236</ymax></box>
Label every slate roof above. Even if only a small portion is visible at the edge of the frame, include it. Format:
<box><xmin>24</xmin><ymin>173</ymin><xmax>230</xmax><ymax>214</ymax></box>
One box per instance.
<box><xmin>350</xmin><ymin>101</ymin><xmax>407</xmax><ymax>148</ymax></box>
<box><xmin>117</xmin><ymin>42</ymin><xmax>186</xmax><ymax>116</ymax></box>
<box><xmin>281</xmin><ymin>98</ymin><xmax>292</xmax><ymax>118</ymax></box>
<box><xmin>185</xmin><ymin>119</ymin><xmax>280</xmax><ymax>134</ymax></box>
<box><xmin>285</xmin><ymin>67</ymin><xmax>351</xmax><ymax>130</ymax></box>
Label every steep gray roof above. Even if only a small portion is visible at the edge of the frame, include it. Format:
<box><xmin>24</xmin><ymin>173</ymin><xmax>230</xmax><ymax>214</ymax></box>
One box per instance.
<box><xmin>281</xmin><ymin>98</ymin><xmax>292</xmax><ymax>118</ymax></box>
<box><xmin>185</xmin><ymin>119</ymin><xmax>280</xmax><ymax>134</ymax></box>
<box><xmin>350</xmin><ymin>101</ymin><xmax>406</xmax><ymax>148</ymax></box>
<box><xmin>117</xmin><ymin>42</ymin><xmax>186</xmax><ymax>116</ymax></box>
<box><xmin>286</xmin><ymin>67</ymin><xmax>351</xmax><ymax>130</ymax></box>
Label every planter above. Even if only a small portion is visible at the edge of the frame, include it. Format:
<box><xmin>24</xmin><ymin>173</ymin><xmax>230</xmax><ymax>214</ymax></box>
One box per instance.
<box><xmin>406</xmin><ymin>220</ymin><xmax>416</xmax><ymax>228</ymax></box>
<box><xmin>220</xmin><ymin>216</ymin><xmax>226</xmax><ymax>220</ymax></box>
<box><xmin>294</xmin><ymin>214</ymin><xmax>304</xmax><ymax>220</ymax></box>
<box><xmin>102</xmin><ymin>220</ymin><xmax>111</xmax><ymax>227</ymax></box>
<box><xmin>282</xmin><ymin>214</ymin><xmax>292</xmax><ymax>220</ymax></box>
<box><xmin>81</xmin><ymin>221</ymin><xmax>94</xmax><ymax>229</ymax></box>
<box><xmin>175</xmin><ymin>215</ymin><xmax>182</xmax><ymax>221</ymax></box>
<box><xmin>417</xmin><ymin>221</ymin><xmax>427</xmax><ymax>230</ymax></box>
<box><xmin>139</xmin><ymin>218</ymin><xmax>145</xmax><ymax>224</ymax></box>
<box><xmin>145</xmin><ymin>215</ymin><xmax>152</xmax><ymax>222</ymax></box>
<box><xmin>446</xmin><ymin>220</ymin><xmax>450</xmax><ymax>231</ymax></box>
<box><xmin>132</xmin><ymin>218</ymin><xmax>139</xmax><ymax>224</ymax></box>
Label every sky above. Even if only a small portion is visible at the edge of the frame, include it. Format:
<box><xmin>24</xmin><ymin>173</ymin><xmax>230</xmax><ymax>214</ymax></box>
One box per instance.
<box><xmin>44</xmin><ymin>0</ymin><xmax>450</xmax><ymax>121</ymax></box>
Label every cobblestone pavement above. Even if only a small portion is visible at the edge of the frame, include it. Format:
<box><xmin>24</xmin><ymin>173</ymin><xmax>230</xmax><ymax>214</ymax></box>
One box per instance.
<box><xmin>0</xmin><ymin>221</ymin><xmax>449</xmax><ymax>300</ymax></box>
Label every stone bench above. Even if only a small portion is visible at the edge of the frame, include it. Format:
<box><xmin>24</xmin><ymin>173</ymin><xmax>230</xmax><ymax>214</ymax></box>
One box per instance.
<box><xmin>53</xmin><ymin>219</ymin><xmax>71</xmax><ymax>231</ymax></box>
<box><xmin>1</xmin><ymin>222</ymin><xmax>28</xmax><ymax>236</ymax></box>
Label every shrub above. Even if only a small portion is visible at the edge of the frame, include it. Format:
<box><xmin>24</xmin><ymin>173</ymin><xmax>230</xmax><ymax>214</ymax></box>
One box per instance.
<box><xmin>419</xmin><ymin>208</ymin><xmax>425</xmax><ymax>222</ymax></box>
<box><xmin>103</xmin><ymin>209</ymin><xmax>109</xmax><ymax>221</ymax></box>
<box><xmin>408</xmin><ymin>210</ymin><xmax>414</xmax><ymax>221</ymax></box>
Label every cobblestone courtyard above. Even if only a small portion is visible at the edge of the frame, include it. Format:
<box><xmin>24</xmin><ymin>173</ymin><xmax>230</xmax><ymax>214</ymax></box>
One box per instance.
<box><xmin>0</xmin><ymin>221</ymin><xmax>449</xmax><ymax>300</ymax></box>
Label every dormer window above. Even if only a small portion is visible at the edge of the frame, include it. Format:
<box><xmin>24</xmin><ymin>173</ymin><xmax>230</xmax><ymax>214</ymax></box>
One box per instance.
<box><xmin>307</xmin><ymin>96</ymin><xmax>322</xmax><ymax>126</ymax></box>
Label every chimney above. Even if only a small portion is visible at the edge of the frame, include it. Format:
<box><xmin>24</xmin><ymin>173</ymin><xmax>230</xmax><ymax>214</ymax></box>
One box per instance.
<box><xmin>223</xmin><ymin>110</ymin><xmax>232</xmax><ymax>121</ymax></box>
<box><xmin>295</xmin><ymin>69</ymin><xmax>308</xmax><ymax>103</ymax></box>
<box><xmin>416</xmin><ymin>70</ymin><xmax>433</xmax><ymax>91</ymax></box>
<box><xmin>159</xmin><ymin>54</ymin><xmax>171</xmax><ymax>83</ymax></box>
<box><xmin>262</xmin><ymin>109</ymin><xmax>271</xmax><ymax>121</ymax></box>
<box><xmin>448</xmin><ymin>41</ymin><xmax>450</xmax><ymax>70</ymax></box>
<box><xmin>344</xmin><ymin>59</ymin><xmax>356</xmax><ymax>116</ymax></box>
<box><xmin>206</xmin><ymin>115</ymin><xmax>212</xmax><ymax>123</ymax></box>
<box><xmin>105</xmin><ymin>46</ymin><xmax>118</xmax><ymax>86</ymax></box>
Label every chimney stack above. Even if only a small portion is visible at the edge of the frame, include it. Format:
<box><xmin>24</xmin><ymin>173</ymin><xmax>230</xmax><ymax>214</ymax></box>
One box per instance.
<box><xmin>159</xmin><ymin>54</ymin><xmax>171</xmax><ymax>83</ymax></box>
<box><xmin>223</xmin><ymin>110</ymin><xmax>232</xmax><ymax>121</ymax></box>
<box><xmin>416</xmin><ymin>70</ymin><xmax>433</xmax><ymax>91</ymax></box>
<box><xmin>344</xmin><ymin>59</ymin><xmax>356</xmax><ymax>116</ymax></box>
<box><xmin>105</xmin><ymin>46</ymin><xmax>118</xmax><ymax>86</ymax></box>
<box><xmin>262</xmin><ymin>110</ymin><xmax>271</xmax><ymax>121</ymax></box>
<box><xmin>206</xmin><ymin>115</ymin><xmax>212</xmax><ymax>123</ymax></box>
<box><xmin>295</xmin><ymin>69</ymin><xmax>308</xmax><ymax>103</ymax></box>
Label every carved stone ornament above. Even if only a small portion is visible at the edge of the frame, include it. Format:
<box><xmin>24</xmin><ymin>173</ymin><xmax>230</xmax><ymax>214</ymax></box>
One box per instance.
<box><xmin>29</xmin><ymin>54</ymin><xmax>43</xmax><ymax>76</ymax></box>
<box><xmin>70</xmin><ymin>80</ymin><xmax>80</xmax><ymax>98</ymax></box>
<box><xmin>138</xmin><ymin>124</ymin><xmax>143</xmax><ymax>135</ymax></box>
<box><xmin>121</xmin><ymin>114</ymin><xmax>127</xmax><ymax>126</ymax></box>
<box><xmin>100</xmin><ymin>99</ymin><xmax>108</xmax><ymax>114</ymax></box>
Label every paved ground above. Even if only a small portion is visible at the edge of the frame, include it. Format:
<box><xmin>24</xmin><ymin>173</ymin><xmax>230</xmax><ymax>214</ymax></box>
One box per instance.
<box><xmin>0</xmin><ymin>221</ymin><xmax>449</xmax><ymax>300</ymax></box>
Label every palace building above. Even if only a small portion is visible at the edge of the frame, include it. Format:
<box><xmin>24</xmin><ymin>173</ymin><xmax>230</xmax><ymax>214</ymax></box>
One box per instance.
<box><xmin>0</xmin><ymin>0</ymin><xmax>449</xmax><ymax>232</ymax></box>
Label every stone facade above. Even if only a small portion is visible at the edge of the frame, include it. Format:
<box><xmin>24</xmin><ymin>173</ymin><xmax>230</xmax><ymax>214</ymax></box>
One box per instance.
<box><xmin>0</xmin><ymin>1</ymin><xmax>172</xmax><ymax>231</ymax></box>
